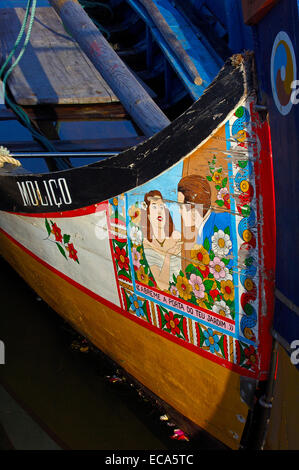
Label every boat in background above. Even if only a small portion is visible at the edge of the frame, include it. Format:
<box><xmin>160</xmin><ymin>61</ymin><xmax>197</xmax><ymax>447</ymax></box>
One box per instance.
<box><xmin>0</xmin><ymin>0</ymin><xmax>297</xmax><ymax>450</ymax></box>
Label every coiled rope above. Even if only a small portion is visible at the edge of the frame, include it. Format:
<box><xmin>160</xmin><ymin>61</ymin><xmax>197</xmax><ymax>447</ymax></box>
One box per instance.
<box><xmin>0</xmin><ymin>146</ymin><xmax>21</xmax><ymax>168</ymax></box>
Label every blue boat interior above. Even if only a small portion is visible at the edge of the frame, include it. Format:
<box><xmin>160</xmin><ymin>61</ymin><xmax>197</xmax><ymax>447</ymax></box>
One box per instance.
<box><xmin>0</xmin><ymin>0</ymin><xmax>254</xmax><ymax>174</ymax></box>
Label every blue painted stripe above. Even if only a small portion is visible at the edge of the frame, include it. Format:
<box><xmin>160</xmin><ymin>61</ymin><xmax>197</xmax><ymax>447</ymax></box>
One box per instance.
<box><xmin>0</xmin><ymin>0</ymin><xmax>49</xmax><ymax>7</ymax></box>
<box><xmin>225</xmin><ymin>118</ymin><xmax>240</xmax><ymax>341</ymax></box>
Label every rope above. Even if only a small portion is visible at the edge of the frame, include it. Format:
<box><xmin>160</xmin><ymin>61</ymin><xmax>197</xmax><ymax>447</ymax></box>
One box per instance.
<box><xmin>0</xmin><ymin>0</ymin><xmax>71</xmax><ymax>170</ymax></box>
<box><xmin>0</xmin><ymin>146</ymin><xmax>21</xmax><ymax>168</ymax></box>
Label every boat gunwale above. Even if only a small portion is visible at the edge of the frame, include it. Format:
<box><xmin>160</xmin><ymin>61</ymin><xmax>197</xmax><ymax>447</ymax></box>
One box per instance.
<box><xmin>0</xmin><ymin>53</ymin><xmax>254</xmax><ymax>214</ymax></box>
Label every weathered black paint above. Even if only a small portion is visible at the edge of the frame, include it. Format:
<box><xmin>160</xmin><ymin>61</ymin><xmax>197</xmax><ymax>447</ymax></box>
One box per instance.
<box><xmin>0</xmin><ymin>55</ymin><xmax>253</xmax><ymax>214</ymax></box>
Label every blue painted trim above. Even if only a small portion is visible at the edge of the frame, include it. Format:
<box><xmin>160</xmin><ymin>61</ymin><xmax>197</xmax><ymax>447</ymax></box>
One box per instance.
<box><xmin>225</xmin><ymin>118</ymin><xmax>241</xmax><ymax>342</ymax></box>
<box><xmin>0</xmin><ymin>0</ymin><xmax>49</xmax><ymax>7</ymax></box>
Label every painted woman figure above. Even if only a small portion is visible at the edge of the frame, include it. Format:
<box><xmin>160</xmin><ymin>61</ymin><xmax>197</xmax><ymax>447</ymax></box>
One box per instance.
<box><xmin>177</xmin><ymin>175</ymin><xmax>232</xmax><ymax>271</ymax></box>
<box><xmin>141</xmin><ymin>190</ymin><xmax>182</xmax><ymax>291</ymax></box>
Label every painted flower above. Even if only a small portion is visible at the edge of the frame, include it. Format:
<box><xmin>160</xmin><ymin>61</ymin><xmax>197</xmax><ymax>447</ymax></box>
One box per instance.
<box><xmin>244</xmin><ymin>345</ymin><xmax>258</xmax><ymax>372</ymax></box>
<box><xmin>220</xmin><ymin>279</ymin><xmax>235</xmax><ymax>302</ymax></box>
<box><xmin>128</xmin><ymin>205</ymin><xmax>141</xmax><ymax>225</ymax></box>
<box><xmin>212</xmin><ymin>300</ymin><xmax>231</xmax><ymax>318</ymax></box>
<box><xmin>196</xmin><ymin>292</ymin><xmax>209</xmax><ymax>309</ymax></box>
<box><xmin>51</xmin><ymin>223</ymin><xmax>63</xmax><ymax>242</ymax></box>
<box><xmin>136</xmin><ymin>265</ymin><xmax>149</xmax><ymax>285</ymax></box>
<box><xmin>129</xmin><ymin>294</ymin><xmax>144</xmax><ymax>318</ymax></box>
<box><xmin>189</xmin><ymin>274</ymin><xmax>205</xmax><ymax>299</ymax></box>
<box><xmin>176</xmin><ymin>275</ymin><xmax>193</xmax><ymax>301</ymax></box>
<box><xmin>212</xmin><ymin>171</ymin><xmax>222</xmax><ymax>185</ymax></box>
<box><xmin>209</xmin><ymin>257</ymin><xmax>226</xmax><ymax>280</ymax></box>
<box><xmin>66</xmin><ymin>242</ymin><xmax>78</xmax><ymax>262</ymax></box>
<box><xmin>203</xmin><ymin>328</ymin><xmax>220</xmax><ymax>354</ymax></box>
<box><xmin>115</xmin><ymin>246</ymin><xmax>130</xmax><ymax>271</ymax></box>
<box><xmin>190</xmin><ymin>244</ymin><xmax>210</xmax><ymax>269</ymax></box>
<box><xmin>130</xmin><ymin>226</ymin><xmax>143</xmax><ymax>246</ymax></box>
<box><xmin>211</xmin><ymin>230</ymin><xmax>232</xmax><ymax>257</ymax></box>
<box><xmin>132</xmin><ymin>247</ymin><xmax>141</xmax><ymax>269</ymax></box>
<box><xmin>110</xmin><ymin>196</ymin><xmax>124</xmax><ymax>211</ymax></box>
<box><xmin>217</xmin><ymin>187</ymin><xmax>230</xmax><ymax>209</ymax></box>
<box><xmin>164</xmin><ymin>311</ymin><xmax>180</xmax><ymax>336</ymax></box>
<box><xmin>169</xmin><ymin>285</ymin><xmax>179</xmax><ymax>297</ymax></box>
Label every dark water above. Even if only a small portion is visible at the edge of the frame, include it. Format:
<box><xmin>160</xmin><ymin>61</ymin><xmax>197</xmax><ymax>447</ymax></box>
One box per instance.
<box><xmin>0</xmin><ymin>256</ymin><xmax>197</xmax><ymax>451</ymax></box>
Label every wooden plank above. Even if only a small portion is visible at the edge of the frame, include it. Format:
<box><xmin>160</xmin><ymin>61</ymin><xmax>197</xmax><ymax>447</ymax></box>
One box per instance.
<box><xmin>0</xmin><ymin>6</ymin><xmax>119</xmax><ymax>105</ymax></box>
<box><xmin>0</xmin><ymin>103</ymin><xmax>128</xmax><ymax>121</ymax></box>
<box><xmin>127</xmin><ymin>0</ymin><xmax>221</xmax><ymax>101</ymax></box>
<box><xmin>48</xmin><ymin>0</ymin><xmax>170</xmax><ymax>137</ymax></box>
<box><xmin>138</xmin><ymin>0</ymin><xmax>202</xmax><ymax>85</ymax></box>
<box><xmin>241</xmin><ymin>0</ymin><xmax>280</xmax><ymax>25</ymax></box>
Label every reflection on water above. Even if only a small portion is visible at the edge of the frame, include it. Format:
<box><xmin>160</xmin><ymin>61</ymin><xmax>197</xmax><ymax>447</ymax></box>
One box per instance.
<box><xmin>0</xmin><ymin>257</ymin><xmax>196</xmax><ymax>450</ymax></box>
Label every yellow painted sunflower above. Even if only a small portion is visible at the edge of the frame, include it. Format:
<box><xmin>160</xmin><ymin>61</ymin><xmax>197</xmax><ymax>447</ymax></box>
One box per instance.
<box><xmin>190</xmin><ymin>244</ymin><xmax>210</xmax><ymax>268</ymax></box>
<box><xmin>220</xmin><ymin>280</ymin><xmax>234</xmax><ymax>302</ymax></box>
<box><xmin>136</xmin><ymin>266</ymin><xmax>149</xmax><ymax>285</ymax></box>
<box><xmin>176</xmin><ymin>275</ymin><xmax>193</xmax><ymax>301</ymax></box>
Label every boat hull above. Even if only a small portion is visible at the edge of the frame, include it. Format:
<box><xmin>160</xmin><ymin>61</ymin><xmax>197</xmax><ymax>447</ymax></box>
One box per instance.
<box><xmin>0</xmin><ymin>227</ymin><xmax>251</xmax><ymax>449</ymax></box>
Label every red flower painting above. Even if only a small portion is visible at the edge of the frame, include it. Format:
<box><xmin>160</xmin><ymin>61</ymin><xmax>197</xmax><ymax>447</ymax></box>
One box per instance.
<box><xmin>51</xmin><ymin>223</ymin><xmax>63</xmax><ymax>242</ymax></box>
<box><xmin>66</xmin><ymin>243</ymin><xmax>78</xmax><ymax>262</ymax></box>
<box><xmin>115</xmin><ymin>246</ymin><xmax>130</xmax><ymax>271</ymax></box>
<box><xmin>45</xmin><ymin>218</ymin><xmax>79</xmax><ymax>264</ymax></box>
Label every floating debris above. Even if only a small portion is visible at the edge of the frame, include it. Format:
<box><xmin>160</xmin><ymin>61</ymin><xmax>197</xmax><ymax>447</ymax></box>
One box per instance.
<box><xmin>170</xmin><ymin>429</ymin><xmax>189</xmax><ymax>441</ymax></box>
<box><xmin>159</xmin><ymin>414</ymin><xmax>169</xmax><ymax>421</ymax></box>
<box><xmin>105</xmin><ymin>375</ymin><xmax>125</xmax><ymax>384</ymax></box>
<box><xmin>70</xmin><ymin>338</ymin><xmax>89</xmax><ymax>353</ymax></box>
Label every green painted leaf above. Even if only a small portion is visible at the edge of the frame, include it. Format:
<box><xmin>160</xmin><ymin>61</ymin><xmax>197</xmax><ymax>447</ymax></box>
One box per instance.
<box><xmin>224</xmin><ymin>226</ymin><xmax>230</xmax><ymax>235</ymax></box>
<box><xmin>203</xmin><ymin>237</ymin><xmax>210</xmax><ymax>252</ymax></box>
<box><xmin>45</xmin><ymin>218</ymin><xmax>51</xmax><ymax>236</ymax></box>
<box><xmin>63</xmin><ymin>234</ymin><xmax>71</xmax><ymax>244</ymax></box>
<box><xmin>118</xmin><ymin>269</ymin><xmax>131</xmax><ymax>279</ymax></box>
<box><xmin>206</xmin><ymin>175</ymin><xmax>212</xmax><ymax>181</ymax></box>
<box><xmin>56</xmin><ymin>243</ymin><xmax>67</xmax><ymax>259</ymax></box>
<box><xmin>114</xmin><ymin>240</ymin><xmax>127</xmax><ymax>250</ymax></box>
<box><xmin>218</xmin><ymin>336</ymin><xmax>225</xmax><ymax>357</ymax></box>
<box><xmin>204</xmin><ymin>279</ymin><xmax>214</xmax><ymax>291</ymax></box>
<box><xmin>142</xmin><ymin>302</ymin><xmax>149</xmax><ymax>322</ymax></box>
<box><xmin>222</xmin><ymin>177</ymin><xmax>228</xmax><ymax>188</ymax></box>
<box><xmin>215</xmin><ymin>200</ymin><xmax>224</xmax><ymax>207</ymax></box>
<box><xmin>238</xmin><ymin>160</ymin><xmax>248</xmax><ymax>168</ymax></box>
<box><xmin>241</xmin><ymin>205</ymin><xmax>251</xmax><ymax>217</ymax></box>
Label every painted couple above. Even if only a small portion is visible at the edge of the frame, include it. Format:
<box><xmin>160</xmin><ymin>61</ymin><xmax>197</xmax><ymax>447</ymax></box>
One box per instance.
<box><xmin>140</xmin><ymin>174</ymin><xmax>231</xmax><ymax>291</ymax></box>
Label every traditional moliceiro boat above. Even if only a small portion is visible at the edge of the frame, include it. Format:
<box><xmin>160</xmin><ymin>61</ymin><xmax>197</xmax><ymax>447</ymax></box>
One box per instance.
<box><xmin>0</xmin><ymin>53</ymin><xmax>275</xmax><ymax>450</ymax></box>
<box><xmin>0</xmin><ymin>0</ymin><xmax>298</xmax><ymax>450</ymax></box>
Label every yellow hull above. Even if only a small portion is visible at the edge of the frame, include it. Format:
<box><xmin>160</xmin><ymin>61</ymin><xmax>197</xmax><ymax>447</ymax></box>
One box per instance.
<box><xmin>0</xmin><ymin>229</ymin><xmax>249</xmax><ymax>450</ymax></box>
<box><xmin>265</xmin><ymin>345</ymin><xmax>299</xmax><ymax>450</ymax></box>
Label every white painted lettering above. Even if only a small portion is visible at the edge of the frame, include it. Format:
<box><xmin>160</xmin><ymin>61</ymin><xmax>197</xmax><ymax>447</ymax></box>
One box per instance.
<box><xmin>58</xmin><ymin>178</ymin><xmax>72</xmax><ymax>204</ymax></box>
<box><xmin>17</xmin><ymin>181</ymin><xmax>30</xmax><ymax>206</ymax></box>
<box><xmin>25</xmin><ymin>181</ymin><xmax>38</xmax><ymax>206</ymax></box>
<box><xmin>34</xmin><ymin>181</ymin><xmax>48</xmax><ymax>206</ymax></box>
<box><xmin>48</xmin><ymin>179</ymin><xmax>62</xmax><ymax>207</ymax></box>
